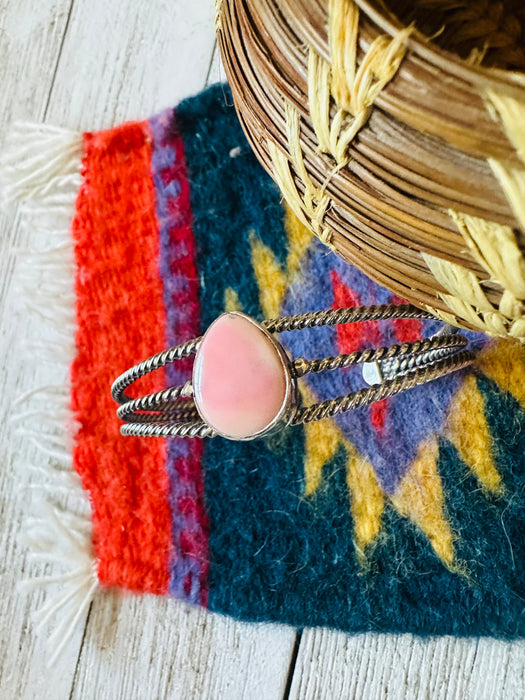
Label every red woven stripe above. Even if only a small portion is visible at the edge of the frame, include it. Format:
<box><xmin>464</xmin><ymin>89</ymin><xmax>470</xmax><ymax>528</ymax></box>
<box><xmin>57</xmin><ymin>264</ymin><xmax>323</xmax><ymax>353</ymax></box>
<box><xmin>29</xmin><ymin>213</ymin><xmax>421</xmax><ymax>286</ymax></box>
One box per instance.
<box><xmin>71</xmin><ymin>123</ymin><xmax>171</xmax><ymax>594</ymax></box>
<box><xmin>149</xmin><ymin>111</ymin><xmax>209</xmax><ymax>605</ymax></box>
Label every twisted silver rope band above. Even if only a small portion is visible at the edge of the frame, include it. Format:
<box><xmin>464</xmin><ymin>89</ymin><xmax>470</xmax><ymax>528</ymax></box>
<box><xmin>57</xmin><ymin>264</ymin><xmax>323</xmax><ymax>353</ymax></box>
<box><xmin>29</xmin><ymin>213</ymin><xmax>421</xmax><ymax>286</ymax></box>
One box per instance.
<box><xmin>291</xmin><ymin>349</ymin><xmax>474</xmax><ymax>425</ymax></box>
<box><xmin>111</xmin><ymin>337</ymin><xmax>201</xmax><ymax>405</ymax></box>
<box><xmin>111</xmin><ymin>304</ymin><xmax>473</xmax><ymax>439</ymax></box>
<box><xmin>118</xmin><ymin>401</ymin><xmax>200</xmax><ymax>425</ymax></box>
<box><xmin>116</xmin><ymin>380</ymin><xmax>194</xmax><ymax>421</ymax></box>
<box><xmin>117</xmin><ymin>335</ymin><xmax>473</xmax><ymax>437</ymax></box>
<box><xmin>112</xmin><ymin>304</ymin><xmax>433</xmax><ymax>405</ymax></box>
<box><xmin>291</xmin><ymin>334</ymin><xmax>467</xmax><ymax>377</ymax></box>
<box><xmin>262</xmin><ymin>304</ymin><xmax>433</xmax><ymax>334</ymax></box>
<box><xmin>118</xmin><ymin>335</ymin><xmax>467</xmax><ymax>426</ymax></box>
<box><xmin>121</xmin><ymin>420</ymin><xmax>216</xmax><ymax>439</ymax></box>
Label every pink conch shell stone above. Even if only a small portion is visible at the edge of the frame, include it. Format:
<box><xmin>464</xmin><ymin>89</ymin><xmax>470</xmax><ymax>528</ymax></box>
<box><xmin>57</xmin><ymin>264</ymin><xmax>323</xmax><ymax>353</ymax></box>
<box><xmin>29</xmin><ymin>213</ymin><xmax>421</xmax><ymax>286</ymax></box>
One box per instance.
<box><xmin>193</xmin><ymin>313</ymin><xmax>289</xmax><ymax>439</ymax></box>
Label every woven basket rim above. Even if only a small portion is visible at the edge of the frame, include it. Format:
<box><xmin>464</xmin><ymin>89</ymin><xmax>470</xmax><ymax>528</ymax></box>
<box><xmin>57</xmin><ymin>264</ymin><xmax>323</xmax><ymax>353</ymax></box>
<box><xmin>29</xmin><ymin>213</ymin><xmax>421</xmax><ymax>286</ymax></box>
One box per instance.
<box><xmin>357</xmin><ymin>0</ymin><xmax>525</xmax><ymax>95</ymax></box>
<box><xmin>217</xmin><ymin>0</ymin><xmax>525</xmax><ymax>338</ymax></box>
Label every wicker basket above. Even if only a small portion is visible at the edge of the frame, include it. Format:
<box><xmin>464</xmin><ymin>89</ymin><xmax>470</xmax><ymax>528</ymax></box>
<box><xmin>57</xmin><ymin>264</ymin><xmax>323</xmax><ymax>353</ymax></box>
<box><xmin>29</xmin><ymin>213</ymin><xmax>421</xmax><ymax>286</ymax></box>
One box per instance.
<box><xmin>216</xmin><ymin>0</ymin><xmax>525</xmax><ymax>338</ymax></box>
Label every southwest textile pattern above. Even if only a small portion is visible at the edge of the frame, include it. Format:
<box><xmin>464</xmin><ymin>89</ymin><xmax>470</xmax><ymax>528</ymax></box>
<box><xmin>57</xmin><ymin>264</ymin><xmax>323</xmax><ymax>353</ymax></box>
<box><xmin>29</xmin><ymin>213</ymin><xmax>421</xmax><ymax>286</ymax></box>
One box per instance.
<box><xmin>70</xmin><ymin>84</ymin><xmax>525</xmax><ymax>637</ymax></box>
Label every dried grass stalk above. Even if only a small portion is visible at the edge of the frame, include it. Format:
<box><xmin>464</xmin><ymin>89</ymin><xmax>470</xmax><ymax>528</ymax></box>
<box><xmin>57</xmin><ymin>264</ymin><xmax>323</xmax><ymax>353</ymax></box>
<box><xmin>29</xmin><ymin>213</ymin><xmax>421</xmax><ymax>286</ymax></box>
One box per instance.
<box><xmin>217</xmin><ymin>0</ymin><xmax>525</xmax><ymax>337</ymax></box>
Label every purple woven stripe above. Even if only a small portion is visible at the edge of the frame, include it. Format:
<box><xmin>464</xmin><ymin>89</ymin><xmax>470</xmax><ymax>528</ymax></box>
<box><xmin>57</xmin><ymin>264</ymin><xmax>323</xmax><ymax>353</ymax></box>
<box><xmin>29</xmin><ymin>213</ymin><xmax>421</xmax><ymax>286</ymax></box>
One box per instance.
<box><xmin>280</xmin><ymin>238</ymin><xmax>489</xmax><ymax>494</ymax></box>
<box><xmin>149</xmin><ymin>110</ymin><xmax>208</xmax><ymax>606</ymax></box>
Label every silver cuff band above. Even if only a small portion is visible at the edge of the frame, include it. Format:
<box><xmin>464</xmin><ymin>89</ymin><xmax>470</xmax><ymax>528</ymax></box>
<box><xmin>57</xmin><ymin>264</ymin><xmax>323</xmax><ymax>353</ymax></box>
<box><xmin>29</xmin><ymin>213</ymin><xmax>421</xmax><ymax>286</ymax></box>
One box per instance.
<box><xmin>111</xmin><ymin>304</ymin><xmax>474</xmax><ymax>440</ymax></box>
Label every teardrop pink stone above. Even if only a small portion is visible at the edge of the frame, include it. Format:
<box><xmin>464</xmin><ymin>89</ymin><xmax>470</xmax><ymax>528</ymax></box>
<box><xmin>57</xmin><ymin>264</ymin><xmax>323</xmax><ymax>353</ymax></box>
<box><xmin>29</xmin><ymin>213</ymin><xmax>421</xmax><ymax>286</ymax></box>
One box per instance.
<box><xmin>193</xmin><ymin>313</ymin><xmax>289</xmax><ymax>439</ymax></box>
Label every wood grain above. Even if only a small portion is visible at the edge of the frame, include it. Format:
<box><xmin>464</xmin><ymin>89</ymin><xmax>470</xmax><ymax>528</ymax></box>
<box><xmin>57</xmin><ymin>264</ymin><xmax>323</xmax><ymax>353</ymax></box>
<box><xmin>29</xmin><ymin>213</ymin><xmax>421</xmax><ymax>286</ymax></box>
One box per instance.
<box><xmin>0</xmin><ymin>1</ymin><xmax>296</xmax><ymax>697</ymax></box>
<box><xmin>0</xmin><ymin>0</ymin><xmax>524</xmax><ymax>698</ymax></box>
<box><xmin>0</xmin><ymin>2</ymin><xmax>84</xmax><ymax>697</ymax></box>
<box><xmin>70</xmin><ymin>593</ymin><xmax>295</xmax><ymax>700</ymax></box>
<box><xmin>44</xmin><ymin>0</ymin><xmax>221</xmax><ymax>129</ymax></box>
<box><xmin>290</xmin><ymin>629</ymin><xmax>525</xmax><ymax>700</ymax></box>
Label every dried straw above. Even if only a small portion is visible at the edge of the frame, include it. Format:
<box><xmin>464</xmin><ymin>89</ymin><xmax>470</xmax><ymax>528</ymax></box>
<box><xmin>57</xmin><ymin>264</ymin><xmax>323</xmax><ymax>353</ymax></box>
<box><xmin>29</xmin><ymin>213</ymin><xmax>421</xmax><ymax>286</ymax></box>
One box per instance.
<box><xmin>217</xmin><ymin>0</ymin><xmax>525</xmax><ymax>338</ymax></box>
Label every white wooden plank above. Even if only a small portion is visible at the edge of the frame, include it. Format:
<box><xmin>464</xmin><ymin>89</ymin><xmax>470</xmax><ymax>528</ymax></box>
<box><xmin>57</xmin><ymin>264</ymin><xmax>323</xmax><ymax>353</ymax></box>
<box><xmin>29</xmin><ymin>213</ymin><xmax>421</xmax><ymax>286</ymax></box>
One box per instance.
<box><xmin>29</xmin><ymin>0</ymin><xmax>297</xmax><ymax>697</ymax></box>
<box><xmin>44</xmin><ymin>0</ymin><xmax>221</xmax><ymax>130</ymax></box>
<box><xmin>289</xmin><ymin>629</ymin><xmax>525</xmax><ymax>700</ymax></box>
<box><xmin>0</xmin><ymin>0</ymin><xmax>72</xmax><ymax>127</ymax></box>
<box><xmin>4</xmin><ymin>1</ymin><xmax>522</xmax><ymax>698</ymax></box>
<box><xmin>71</xmin><ymin>593</ymin><xmax>295</xmax><ymax>700</ymax></box>
<box><xmin>0</xmin><ymin>2</ymin><xmax>87</xmax><ymax>698</ymax></box>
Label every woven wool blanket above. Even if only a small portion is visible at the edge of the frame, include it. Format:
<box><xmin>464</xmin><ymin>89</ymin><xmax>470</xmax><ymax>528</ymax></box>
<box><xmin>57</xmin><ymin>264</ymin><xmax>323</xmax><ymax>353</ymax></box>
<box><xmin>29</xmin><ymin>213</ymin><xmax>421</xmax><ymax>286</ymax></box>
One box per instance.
<box><xmin>3</xmin><ymin>84</ymin><xmax>525</xmax><ymax>661</ymax></box>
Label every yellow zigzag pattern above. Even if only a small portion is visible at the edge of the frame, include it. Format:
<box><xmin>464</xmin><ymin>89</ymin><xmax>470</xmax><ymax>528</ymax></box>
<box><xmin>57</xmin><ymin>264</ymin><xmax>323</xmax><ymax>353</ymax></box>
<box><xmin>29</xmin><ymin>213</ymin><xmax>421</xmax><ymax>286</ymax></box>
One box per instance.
<box><xmin>344</xmin><ymin>439</ymin><xmax>385</xmax><ymax>559</ymax></box>
<box><xmin>224</xmin><ymin>286</ymin><xmax>242</xmax><ymax>313</ymax></box>
<box><xmin>390</xmin><ymin>439</ymin><xmax>456</xmax><ymax>568</ymax></box>
<box><xmin>446</xmin><ymin>373</ymin><xmax>503</xmax><ymax>495</ymax></box>
<box><xmin>301</xmin><ymin>383</ymin><xmax>385</xmax><ymax>556</ymax></box>
<box><xmin>248</xmin><ymin>207</ymin><xmax>507</xmax><ymax>571</ymax></box>
<box><xmin>475</xmin><ymin>338</ymin><xmax>525</xmax><ymax>409</ymax></box>
<box><xmin>250</xmin><ymin>205</ymin><xmax>313</xmax><ymax>318</ymax></box>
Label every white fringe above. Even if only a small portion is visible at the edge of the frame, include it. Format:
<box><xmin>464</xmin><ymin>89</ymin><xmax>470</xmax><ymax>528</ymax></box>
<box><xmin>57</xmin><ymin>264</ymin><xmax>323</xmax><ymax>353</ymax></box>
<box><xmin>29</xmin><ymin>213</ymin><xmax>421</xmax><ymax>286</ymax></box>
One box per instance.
<box><xmin>0</xmin><ymin>122</ymin><xmax>83</xmax><ymax>209</ymax></box>
<box><xmin>1</xmin><ymin>122</ymin><xmax>98</xmax><ymax>666</ymax></box>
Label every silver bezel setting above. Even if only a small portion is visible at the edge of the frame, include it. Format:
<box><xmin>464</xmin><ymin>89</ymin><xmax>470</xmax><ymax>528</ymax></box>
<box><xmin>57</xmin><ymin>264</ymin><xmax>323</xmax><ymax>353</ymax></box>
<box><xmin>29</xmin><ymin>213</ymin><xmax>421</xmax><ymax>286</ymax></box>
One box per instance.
<box><xmin>192</xmin><ymin>312</ymin><xmax>297</xmax><ymax>441</ymax></box>
<box><xmin>113</xmin><ymin>303</ymin><xmax>473</xmax><ymax>440</ymax></box>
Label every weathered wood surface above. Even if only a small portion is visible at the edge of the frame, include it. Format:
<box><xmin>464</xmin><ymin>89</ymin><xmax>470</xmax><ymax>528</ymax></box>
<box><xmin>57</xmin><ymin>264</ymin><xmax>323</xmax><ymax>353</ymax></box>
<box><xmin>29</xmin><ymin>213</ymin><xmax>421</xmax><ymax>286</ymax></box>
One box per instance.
<box><xmin>290</xmin><ymin>630</ymin><xmax>525</xmax><ymax>700</ymax></box>
<box><xmin>0</xmin><ymin>1</ymin><xmax>523</xmax><ymax>698</ymax></box>
<box><xmin>0</xmin><ymin>2</ymin><xmax>295</xmax><ymax>698</ymax></box>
